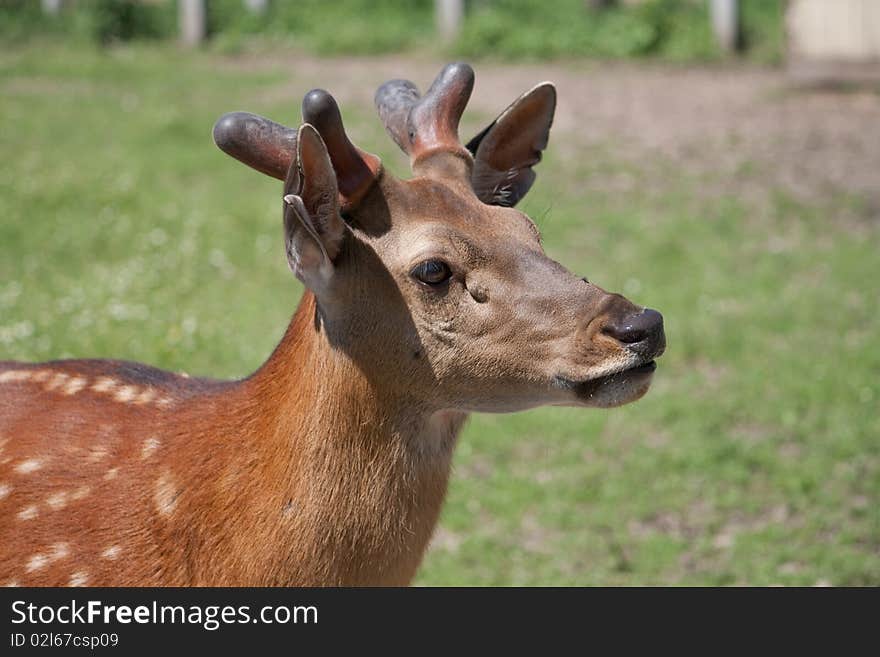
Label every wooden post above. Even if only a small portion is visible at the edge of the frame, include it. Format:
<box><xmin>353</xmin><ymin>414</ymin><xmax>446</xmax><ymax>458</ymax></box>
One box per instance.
<box><xmin>180</xmin><ymin>0</ymin><xmax>207</xmax><ymax>47</ymax></box>
<box><xmin>710</xmin><ymin>0</ymin><xmax>738</xmax><ymax>53</ymax></box>
<box><xmin>435</xmin><ymin>0</ymin><xmax>464</xmax><ymax>42</ymax></box>
<box><xmin>42</xmin><ymin>0</ymin><xmax>62</xmax><ymax>15</ymax></box>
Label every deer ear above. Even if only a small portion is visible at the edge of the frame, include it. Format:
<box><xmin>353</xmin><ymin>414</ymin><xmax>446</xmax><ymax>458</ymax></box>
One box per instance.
<box><xmin>466</xmin><ymin>82</ymin><xmax>556</xmax><ymax>207</ymax></box>
<box><xmin>282</xmin><ymin>124</ymin><xmax>345</xmax><ymax>292</ymax></box>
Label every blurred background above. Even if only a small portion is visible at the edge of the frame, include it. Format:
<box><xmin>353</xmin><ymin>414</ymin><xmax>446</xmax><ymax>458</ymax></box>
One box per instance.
<box><xmin>1</xmin><ymin>0</ymin><xmax>877</xmax><ymax>585</ymax></box>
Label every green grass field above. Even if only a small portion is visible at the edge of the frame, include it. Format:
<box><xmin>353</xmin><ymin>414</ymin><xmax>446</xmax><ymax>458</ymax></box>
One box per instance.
<box><xmin>1</xmin><ymin>43</ymin><xmax>877</xmax><ymax>585</ymax></box>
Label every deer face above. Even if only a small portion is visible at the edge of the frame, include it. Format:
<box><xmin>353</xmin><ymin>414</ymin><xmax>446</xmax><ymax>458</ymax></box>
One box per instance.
<box><xmin>213</xmin><ymin>64</ymin><xmax>665</xmax><ymax>413</ymax></box>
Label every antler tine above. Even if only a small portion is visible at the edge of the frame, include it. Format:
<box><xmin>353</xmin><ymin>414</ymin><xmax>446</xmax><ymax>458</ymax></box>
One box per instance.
<box><xmin>213</xmin><ymin>112</ymin><xmax>298</xmax><ymax>181</ymax></box>
<box><xmin>302</xmin><ymin>89</ymin><xmax>382</xmax><ymax>209</ymax></box>
<box><xmin>375</xmin><ymin>62</ymin><xmax>475</xmax><ymax>168</ymax></box>
<box><xmin>213</xmin><ymin>95</ymin><xmax>381</xmax><ymax>210</ymax></box>
<box><xmin>375</xmin><ymin>79</ymin><xmax>421</xmax><ymax>153</ymax></box>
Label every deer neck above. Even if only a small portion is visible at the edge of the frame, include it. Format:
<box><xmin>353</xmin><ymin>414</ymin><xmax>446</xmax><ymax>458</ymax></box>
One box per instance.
<box><xmin>224</xmin><ymin>292</ymin><xmax>467</xmax><ymax>585</ymax></box>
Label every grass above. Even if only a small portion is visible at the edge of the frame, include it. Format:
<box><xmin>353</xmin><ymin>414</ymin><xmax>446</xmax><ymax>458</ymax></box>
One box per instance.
<box><xmin>1</xmin><ymin>43</ymin><xmax>877</xmax><ymax>585</ymax></box>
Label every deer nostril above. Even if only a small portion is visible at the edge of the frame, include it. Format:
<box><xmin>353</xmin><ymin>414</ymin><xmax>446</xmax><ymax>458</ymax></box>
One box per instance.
<box><xmin>603</xmin><ymin>308</ymin><xmax>664</xmax><ymax>345</ymax></box>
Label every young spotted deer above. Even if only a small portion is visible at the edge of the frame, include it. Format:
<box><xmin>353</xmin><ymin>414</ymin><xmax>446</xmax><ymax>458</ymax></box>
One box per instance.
<box><xmin>0</xmin><ymin>64</ymin><xmax>664</xmax><ymax>586</ymax></box>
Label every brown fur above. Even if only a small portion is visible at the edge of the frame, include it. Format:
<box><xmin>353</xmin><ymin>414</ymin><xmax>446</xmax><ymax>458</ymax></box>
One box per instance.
<box><xmin>0</xmin><ymin>294</ymin><xmax>464</xmax><ymax>586</ymax></box>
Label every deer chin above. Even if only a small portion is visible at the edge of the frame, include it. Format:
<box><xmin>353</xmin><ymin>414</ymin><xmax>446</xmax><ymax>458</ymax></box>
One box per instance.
<box><xmin>554</xmin><ymin>360</ymin><xmax>657</xmax><ymax>408</ymax></box>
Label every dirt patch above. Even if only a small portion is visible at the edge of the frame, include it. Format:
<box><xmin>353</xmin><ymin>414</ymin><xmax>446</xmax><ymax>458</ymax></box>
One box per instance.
<box><xmin>228</xmin><ymin>51</ymin><xmax>880</xmax><ymax>222</ymax></box>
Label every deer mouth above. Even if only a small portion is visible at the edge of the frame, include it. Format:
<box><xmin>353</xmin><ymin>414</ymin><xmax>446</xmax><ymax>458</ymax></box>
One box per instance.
<box><xmin>553</xmin><ymin>358</ymin><xmax>658</xmax><ymax>404</ymax></box>
<box><xmin>619</xmin><ymin>360</ymin><xmax>657</xmax><ymax>375</ymax></box>
<box><xmin>555</xmin><ymin>359</ymin><xmax>656</xmax><ymax>388</ymax></box>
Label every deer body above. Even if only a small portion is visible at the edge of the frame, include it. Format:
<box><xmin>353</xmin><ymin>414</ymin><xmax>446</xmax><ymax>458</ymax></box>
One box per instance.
<box><xmin>1</xmin><ymin>292</ymin><xmax>464</xmax><ymax>586</ymax></box>
<box><xmin>0</xmin><ymin>64</ymin><xmax>665</xmax><ymax>586</ymax></box>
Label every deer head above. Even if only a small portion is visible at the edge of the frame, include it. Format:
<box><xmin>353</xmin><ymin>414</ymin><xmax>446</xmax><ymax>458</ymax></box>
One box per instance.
<box><xmin>212</xmin><ymin>63</ymin><xmax>665</xmax><ymax>414</ymax></box>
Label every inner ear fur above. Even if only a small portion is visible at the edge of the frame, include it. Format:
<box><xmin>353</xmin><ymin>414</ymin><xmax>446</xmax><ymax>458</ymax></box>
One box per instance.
<box><xmin>283</xmin><ymin>124</ymin><xmax>345</xmax><ymax>280</ymax></box>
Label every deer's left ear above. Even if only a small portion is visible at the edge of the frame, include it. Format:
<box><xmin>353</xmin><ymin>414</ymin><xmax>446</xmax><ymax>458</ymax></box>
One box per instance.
<box><xmin>282</xmin><ymin>124</ymin><xmax>345</xmax><ymax>293</ymax></box>
<box><xmin>466</xmin><ymin>82</ymin><xmax>556</xmax><ymax>208</ymax></box>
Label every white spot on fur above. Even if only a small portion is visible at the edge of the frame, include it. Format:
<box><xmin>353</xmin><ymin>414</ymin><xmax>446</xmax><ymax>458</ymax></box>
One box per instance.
<box><xmin>69</xmin><ymin>571</ymin><xmax>89</xmax><ymax>586</ymax></box>
<box><xmin>26</xmin><ymin>554</ymin><xmax>47</xmax><ymax>572</ymax></box>
<box><xmin>70</xmin><ymin>485</ymin><xmax>91</xmax><ymax>501</ymax></box>
<box><xmin>179</xmin><ymin>371</ymin><xmax>191</xmax><ymax>378</ymax></box>
<box><xmin>103</xmin><ymin>467</ymin><xmax>119</xmax><ymax>481</ymax></box>
<box><xmin>85</xmin><ymin>445</ymin><xmax>109</xmax><ymax>463</ymax></box>
<box><xmin>44</xmin><ymin>372</ymin><xmax>70</xmax><ymax>391</ymax></box>
<box><xmin>91</xmin><ymin>377</ymin><xmax>117</xmax><ymax>393</ymax></box>
<box><xmin>15</xmin><ymin>459</ymin><xmax>42</xmax><ymax>474</ymax></box>
<box><xmin>156</xmin><ymin>396</ymin><xmax>174</xmax><ymax>409</ymax></box>
<box><xmin>50</xmin><ymin>542</ymin><xmax>70</xmax><ymax>561</ymax></box>
<box><xmin>23</xmin><ymin>544</ymin><xmax>68</xmax><ymax>575</ymax></box>
<box><xmin>141</xmin><ymin>437</ymin><xmax>160</xmax><ymax>459</ymax></box>
<box><xmin>32</xmin><ymin>370</ymin><xmax>51</xmax><ymax>383</ymax></box>
<box><xmin>154</xmin><ymin>470</ymin><xmax>179</xmax><ymax>516</ymax></box>
<box><xmin>62</xmin><ymin>376</ymin><xmax>88</xmax><ymax>396</ymax></box>
<box><xmin>0</xmin><ymin>483</ymin><xmax>10</xmax><ymax>500</ymax></box>
<box><xmin>113</xmin><ymin>385</ymin><xmax>138</xmax><ymax>403</ymax></box>
<box><xmin>18</xmin><ymin>505</ymin><xmax>38</xmax><ymax>520</ymax></box>
<box><xmin>135</xmin><ymin>387</ymin><xmax>157</xmax><ymax>405</ymax></box>
<box><xmin>4</xmin><ymin>580</ymin><xmax>20</xmax><ymax>587</ymax></box>
<box><xmin>101</xmin><ymin>545</ymin><xmax>121</xmax><ymax>560</ymax></box>
<box><xmin>46</xmin><ymin>491</ymin><xmax>68</xmax><ymax>510</ymax></box>
<box><xmin>0</xmin><ymin>370</ymin><xmax>31</xmax><ymax>383</ymax></box>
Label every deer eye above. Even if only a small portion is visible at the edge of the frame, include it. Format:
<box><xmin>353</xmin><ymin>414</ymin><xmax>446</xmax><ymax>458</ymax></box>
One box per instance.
<box><xmin>411</xmin><ymin>260</ymin><xmax>452</xmax><ymax>286</ymax></box>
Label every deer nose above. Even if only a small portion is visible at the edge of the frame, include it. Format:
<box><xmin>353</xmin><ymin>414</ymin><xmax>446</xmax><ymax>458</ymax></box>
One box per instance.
<box><xmin>602</xmin><ymin>308</ymin><xmax>665</xmax><ymax>356</ymax></box>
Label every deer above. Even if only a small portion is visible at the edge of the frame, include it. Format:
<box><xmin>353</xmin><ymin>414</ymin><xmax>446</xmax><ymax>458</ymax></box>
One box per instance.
<box><xmin>0</xmin><ymin>63</ymin><xmax>665</xmax><ymax>587</ymax></box>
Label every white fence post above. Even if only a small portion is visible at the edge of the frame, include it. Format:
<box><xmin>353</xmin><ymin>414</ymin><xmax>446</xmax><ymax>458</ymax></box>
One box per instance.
<box><xmin>710</xmin><ymin>0</ymin><xmax>739</xmax><ymax>53</ymax></box>
<box><xmin>180</xmin><ymin>0</ymin><xmax>207</xmax><ymax>47</ymax></box>
<box><xmin>244</xmin><ymin>0</ymin><xmax>269</xmax><ymax>13</ymax></box>
<box><xmin>42</xmin><ymin>0</ymin><xmax>62</xmax><ymax>15</ymax></box>
<box><xmin>435</xmin><ymin>0</ymin><xmax>464</xmax><ymax>42</ymax></box>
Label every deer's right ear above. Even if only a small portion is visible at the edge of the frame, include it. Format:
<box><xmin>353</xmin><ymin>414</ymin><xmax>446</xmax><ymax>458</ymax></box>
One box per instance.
<box><xmin>466</xmin><ymin>82</ymin><xmax>556</xmax><ymax>208</ymax></box>
<box><xmin>282</xmin><ymin>124</ymin><xmax>345</xmax><ymax>293</ymax></box>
